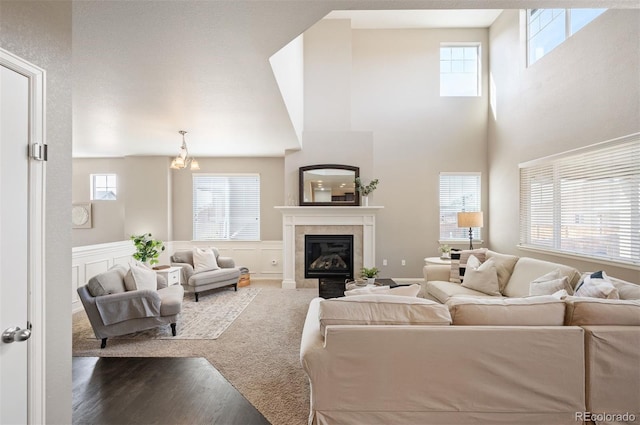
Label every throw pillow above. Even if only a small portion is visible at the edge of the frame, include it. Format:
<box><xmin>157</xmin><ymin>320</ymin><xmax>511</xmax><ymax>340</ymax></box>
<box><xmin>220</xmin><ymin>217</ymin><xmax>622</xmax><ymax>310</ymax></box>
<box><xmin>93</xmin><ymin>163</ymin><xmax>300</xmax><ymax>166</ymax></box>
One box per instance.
<box><xmin>192</xmin><ymin>247</ymin><xmax>220</xmax><ymax>273</ymax></box>
<box><xmin>529</xmin><ymin>269</ymin><xmax>574</xmax><ymax>296</ymax></box>
<box><xmin>87</xmin><ymin>264</ymin><xmax>128</xmax><ymax>297</ymax></box>
<box><xmin>486</xmin><ymin>251</ymin><xmax>519</xmax><ymax>294</ymax></box>
<box><xmin>124</xmin><ymin>263</ymin><xmax>157</xmax><ymax>291</ymax></box>
<box><xmin>460</xmin><ymin>256</ymin><xmax>501</xmax><ymax>296</ymax></box>
<box><xmin>450</xmin><ymin>248</ymin><xmax>487</xmax><ymax>283</ymax></box>
<box><xmin>318</xmin><ymin>294</ymin><xmax>452</xmax><ymax>336</ymax></box>
<box><xmin>574</xmin><ymin>271</ymin><xmax>620</xmax><ymax>299</ymax></box>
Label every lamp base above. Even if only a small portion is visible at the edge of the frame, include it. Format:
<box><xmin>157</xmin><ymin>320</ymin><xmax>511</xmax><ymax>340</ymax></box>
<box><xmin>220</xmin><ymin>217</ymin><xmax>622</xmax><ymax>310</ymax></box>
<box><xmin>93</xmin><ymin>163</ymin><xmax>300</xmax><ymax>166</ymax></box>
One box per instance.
<box><xmin>468</xmin><ymin>227</ymin><xmax>474</xmax><ymax>250</ymax></box>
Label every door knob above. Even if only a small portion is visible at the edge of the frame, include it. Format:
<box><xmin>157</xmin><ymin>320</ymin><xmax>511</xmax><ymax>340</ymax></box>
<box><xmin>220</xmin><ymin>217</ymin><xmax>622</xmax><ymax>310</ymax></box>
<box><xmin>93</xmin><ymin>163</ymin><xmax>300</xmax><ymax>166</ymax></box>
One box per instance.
<box><xmin>2</xmin><ymin>326</ymin><xmax>31</xmax><ymax>343</ymax></box>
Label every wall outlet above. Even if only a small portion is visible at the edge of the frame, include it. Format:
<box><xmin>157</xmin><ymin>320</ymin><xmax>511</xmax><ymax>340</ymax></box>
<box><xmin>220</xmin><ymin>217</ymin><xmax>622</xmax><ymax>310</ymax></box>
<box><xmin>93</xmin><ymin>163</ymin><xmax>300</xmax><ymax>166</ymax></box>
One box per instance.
<box><xmin>401</xmin><ymin>259</ymin><xmax>406</xmax><ymax>266</ymax></box>
<box><xmin>382</xmin><ymin>259</ymin><xmax>388</xmax><ymax>266</ymax></box>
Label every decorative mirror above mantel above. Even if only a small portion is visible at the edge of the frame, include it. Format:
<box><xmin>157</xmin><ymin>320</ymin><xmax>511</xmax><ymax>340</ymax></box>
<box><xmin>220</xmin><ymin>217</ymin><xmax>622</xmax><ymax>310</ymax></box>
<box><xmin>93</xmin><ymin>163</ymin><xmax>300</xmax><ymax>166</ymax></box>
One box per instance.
<box><xmin>299</xmin><ymin>164</ymin><xmax>359</xmax><ymax>206</ymax></box>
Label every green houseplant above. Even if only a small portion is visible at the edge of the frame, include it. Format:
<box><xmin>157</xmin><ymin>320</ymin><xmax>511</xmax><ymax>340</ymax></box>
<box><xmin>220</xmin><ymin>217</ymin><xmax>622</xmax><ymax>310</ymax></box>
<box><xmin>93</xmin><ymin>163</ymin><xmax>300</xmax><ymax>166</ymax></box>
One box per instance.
<box><xmin>361</xmin><ymin>267</ymin><xmax>379</xmax><ymax>284</ymax></box>
<box><xmin>131</xmin><ymin>233</ymin><xmax>165</xmax><ymax>265</ymax></box>
<box><xmin>354</xmin><ymin>177</ymin><xmax>379</xmax><ymax>206</ymax></box>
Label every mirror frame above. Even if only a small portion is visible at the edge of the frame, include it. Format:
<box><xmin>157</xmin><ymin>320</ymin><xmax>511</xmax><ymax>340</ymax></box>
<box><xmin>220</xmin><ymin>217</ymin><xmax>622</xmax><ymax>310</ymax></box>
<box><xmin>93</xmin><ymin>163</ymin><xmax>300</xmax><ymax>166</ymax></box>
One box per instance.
<box><xmin>299</xmin><ymin>164</ymin><xmax>360</xmax><ymax>206</ymax></box>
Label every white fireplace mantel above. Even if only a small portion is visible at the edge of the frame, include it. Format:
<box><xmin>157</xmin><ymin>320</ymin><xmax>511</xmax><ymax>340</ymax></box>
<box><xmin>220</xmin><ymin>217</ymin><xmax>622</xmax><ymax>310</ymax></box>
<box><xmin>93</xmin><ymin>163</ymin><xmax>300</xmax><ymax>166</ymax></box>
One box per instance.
<box><xmin>275</xmin><ymin>206</ymin><xmax>383</xmax><ymax>289</ymax></box>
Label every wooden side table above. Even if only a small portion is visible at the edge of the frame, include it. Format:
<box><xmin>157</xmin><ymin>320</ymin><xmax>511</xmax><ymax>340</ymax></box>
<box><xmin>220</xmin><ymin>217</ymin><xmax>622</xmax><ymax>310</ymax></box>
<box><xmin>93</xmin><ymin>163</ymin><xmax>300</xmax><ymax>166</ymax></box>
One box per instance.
<box><xmin>155</xmin><ymin>266</ymin><xmax>182</xmax><ymax>286</ymax></box>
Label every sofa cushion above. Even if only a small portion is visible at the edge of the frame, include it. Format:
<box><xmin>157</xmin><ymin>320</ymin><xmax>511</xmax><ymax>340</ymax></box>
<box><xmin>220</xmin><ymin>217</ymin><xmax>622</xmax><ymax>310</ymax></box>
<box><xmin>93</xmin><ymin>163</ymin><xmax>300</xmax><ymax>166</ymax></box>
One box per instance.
<box><xmin>87</xmin><ymin>264</ymin><xmax>128</xmax><ymax>297</ymax></box>
<box><xmin>158</xmin><ymin>285</ymin><xmax>184</xmax><ymax>317</ymax></box>
<box><xmin>450</xmin><ymin>248</ymin><xmax>487</xmax><ymax>283</ymax></box>
<box><xmin>486</xmin><ymin>250</ymin><xmax>519</xmax><ymax>294</ymax></box>
<box><xmin>461</xmin><ymin>256</ymin><xmax>501</xmax><ymax>296</ymax></box>
<box><xmin>426</xmin><ymin>280</ymin><xmax>498</xmax><ymax>303</ymax></box>
<box><xmin>345</xmin><ymin>284</ymin><xmax>420</xmax><ymax>297</ymax></box>
<box><xmin>193</xmin><ymin>247</ymin><xmax>220</xmax><ymax>273</ymax></box>
<box><xmin>529</xmin><ymin>270</ymin><xmax>574</xmax><ymax>296</ymax></box>
<box><xmin>574</xmin><ymin>271</ymin><xmax>619</xmax><ymax>299</ymax></box>
<box><xmin>610</xmin><ymin>276</ymin><xmax>640</xmax><ymax>300</ymax></box>
<box><xmin>565</xmin><ymin>297</ymin><xmax>640</xmax><ymax>326</ymax></box>
<box><xmin>446</xmin><ymin>296</ymin><xmax>566</xmax><ymax>326</ymax></box>
<box><xmin>503</xmin><ymin>257</ymin><xmax>581</xmax><ymax>298</ymax></box>
<box><xmin>124</xmin><ymin>263</ymin><xmax>157</xmax><ymax>292</ymax></box>
<box><xmin>318</xmin><ymin>294</ymin><xmax>451</xmax><ymax>336</ymax></box>
<box><xmin>187</xmin><ymin>267</ymin><xmax>240</xmax><ymax>287</ymax></box>
<box><xmin>171</xmin><ymin>249</ymin><xmax>194</xmax><ymax>265</ymax></box>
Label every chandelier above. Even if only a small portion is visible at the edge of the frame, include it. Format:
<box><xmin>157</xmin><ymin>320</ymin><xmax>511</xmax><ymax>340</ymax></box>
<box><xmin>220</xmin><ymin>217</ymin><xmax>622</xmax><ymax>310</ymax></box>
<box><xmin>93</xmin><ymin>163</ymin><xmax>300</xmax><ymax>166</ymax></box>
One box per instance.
<box><xmin>170</xmin><ymin>130</ymin><xmax>200</xmax><ymax>170</ymax></box>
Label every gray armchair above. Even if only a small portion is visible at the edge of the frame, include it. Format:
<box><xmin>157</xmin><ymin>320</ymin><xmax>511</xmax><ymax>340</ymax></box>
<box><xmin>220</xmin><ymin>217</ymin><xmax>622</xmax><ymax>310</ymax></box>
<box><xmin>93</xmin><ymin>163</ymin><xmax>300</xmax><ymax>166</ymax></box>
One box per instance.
<box><xmin>171</xmin><ymin>248</ymin><xmax>241</xmax><ymax>301</ymax></box>
<box><xmin>77</xmin><ymin>264</ymin><xmax>184</xmax><ymax>348</ymax></box>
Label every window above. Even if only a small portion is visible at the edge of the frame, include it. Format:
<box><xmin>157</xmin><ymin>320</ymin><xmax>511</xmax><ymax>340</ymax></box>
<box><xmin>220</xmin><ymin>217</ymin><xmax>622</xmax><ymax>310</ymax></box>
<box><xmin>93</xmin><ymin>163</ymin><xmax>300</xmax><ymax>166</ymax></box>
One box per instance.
<box><xmin>519</xmin><ymin>133</ymin><xmax>640</xmax><ymax>267</ymax></box>
<box><xmin>527</xmin><ymin>8</ymin><xmax>606</xmax><ymax>65</ymax></box>
<box><xmin>193</xmin><ymin>174</ymin><xmax>260</xmax><ymax>241</ymax></box>
<box><xmin>439</xmin><ymin>173</ymin><xmax>482</xmax><ymax>241</ymax></box>
<box><xmin>440</xmin><ymin>44</ymin><xmax>480</xmax><ymax>97</ymax></box>
<box><xmin>90</xmin><ymin>174</ymin><xmax>117</xmax><ymax>200</ymax></box>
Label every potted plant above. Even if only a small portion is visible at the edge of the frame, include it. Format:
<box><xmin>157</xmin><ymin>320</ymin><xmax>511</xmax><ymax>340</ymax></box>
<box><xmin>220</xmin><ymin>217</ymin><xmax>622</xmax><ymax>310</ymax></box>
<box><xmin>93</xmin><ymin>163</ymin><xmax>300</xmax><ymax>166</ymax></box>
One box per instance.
<box><xmin>360</xmin><ymin>267</ymin><xmax>379</xmax><ymax>285</ymax></box>
<box><xmin>354</xmin><ymin>177</ymin><xmax>379</xmax><ymax>206</ymax></box>
<box><xmin>131</xmin><ymin>233</ymin><xmax>165</xmax><ymax>266</ymax></box>
<box><xmin>439</xmin><ymin>244</ymin><xmax>451</xmax><ymax>259</ymax></box>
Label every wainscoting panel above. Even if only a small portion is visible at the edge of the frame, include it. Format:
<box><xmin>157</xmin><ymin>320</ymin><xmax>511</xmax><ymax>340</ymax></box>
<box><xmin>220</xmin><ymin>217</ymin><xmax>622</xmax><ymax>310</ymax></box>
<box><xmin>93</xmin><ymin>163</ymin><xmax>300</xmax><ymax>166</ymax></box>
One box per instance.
<box><xmin>72</xmin><ymin>240</ymin><xmax>283</xmax><ymax>313</ymax></box>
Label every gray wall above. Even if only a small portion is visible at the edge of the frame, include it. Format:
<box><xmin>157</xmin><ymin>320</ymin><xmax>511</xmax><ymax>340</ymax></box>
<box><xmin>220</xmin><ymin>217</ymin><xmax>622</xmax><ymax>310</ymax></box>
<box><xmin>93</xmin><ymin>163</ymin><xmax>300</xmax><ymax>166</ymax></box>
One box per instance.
<box><xmin>289</xmin><ymin>19</ymin><xmax>490</xmax><ymax>277</ymax></box>
<box><xmin>488</xmin><ymin>9</ymin><xmax>640</xmax><ymax>282</ymax></box>
<box><xmin>0</xmin><ymin>1</ymin><xmax>72</xmax><ymax>423</ymax></box>
<box><xmin>73</xmin><ymin>158</ymin><xmax>126</xmax><ymax>246</ymax></box>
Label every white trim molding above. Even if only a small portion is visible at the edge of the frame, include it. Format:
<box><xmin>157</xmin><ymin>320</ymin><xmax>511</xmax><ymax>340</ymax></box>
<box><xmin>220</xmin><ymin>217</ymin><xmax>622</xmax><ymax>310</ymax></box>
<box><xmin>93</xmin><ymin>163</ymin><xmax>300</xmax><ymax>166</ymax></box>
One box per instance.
<box><xmin>275</xmin><ymin>206</ymin><xmax>383</xmax><ymax>289</ymax></box>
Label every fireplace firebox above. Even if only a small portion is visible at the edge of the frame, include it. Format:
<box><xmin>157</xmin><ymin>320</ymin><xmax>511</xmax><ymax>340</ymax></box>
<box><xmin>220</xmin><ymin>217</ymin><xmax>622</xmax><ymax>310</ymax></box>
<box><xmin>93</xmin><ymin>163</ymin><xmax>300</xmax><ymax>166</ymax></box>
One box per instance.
<box><xmin>304</xmin><ymin>234</ymin><xmax>354</xmax><ymax>280</ymax></box>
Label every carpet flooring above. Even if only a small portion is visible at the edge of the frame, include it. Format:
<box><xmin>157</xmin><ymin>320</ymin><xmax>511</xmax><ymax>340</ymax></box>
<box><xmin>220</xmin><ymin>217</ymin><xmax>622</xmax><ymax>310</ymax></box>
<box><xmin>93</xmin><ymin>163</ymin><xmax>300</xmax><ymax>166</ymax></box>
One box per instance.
<box><xmin>72</xmin><ymin>281</ymin><xmax>318</xmax><ymax>425</ymax></box>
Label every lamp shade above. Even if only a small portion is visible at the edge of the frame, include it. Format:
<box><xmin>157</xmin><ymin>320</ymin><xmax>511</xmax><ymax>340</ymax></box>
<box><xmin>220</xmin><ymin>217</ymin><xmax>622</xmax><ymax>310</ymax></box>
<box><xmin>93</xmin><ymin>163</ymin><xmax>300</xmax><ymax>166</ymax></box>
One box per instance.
<box><xmin>457</xmin><ymin>211</ymin><xmax>483</xmax><ymax>228</ymax></box>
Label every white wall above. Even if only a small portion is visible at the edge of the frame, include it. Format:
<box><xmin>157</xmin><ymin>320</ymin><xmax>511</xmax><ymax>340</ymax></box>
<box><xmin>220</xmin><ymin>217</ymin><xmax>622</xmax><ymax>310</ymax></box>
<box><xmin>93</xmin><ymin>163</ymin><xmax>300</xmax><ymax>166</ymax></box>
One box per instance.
<box><xmin>292</xmin><ymin>18</ymin><xmax>490</xmax><ymax>277</ymax></box>
<box><xmin>488</xmin><ymin>9</ymin><xmax>640</xmax><ymax>282</ymax></box>
<box><xmin>0</xmin><ymin>1</ymin><xmax>72</xmax><ymax>423</ymax></box>
<box><xmin>73</xmin><ymin>158</ymin><xmax>126</xmax><ymax>246</ymax></box>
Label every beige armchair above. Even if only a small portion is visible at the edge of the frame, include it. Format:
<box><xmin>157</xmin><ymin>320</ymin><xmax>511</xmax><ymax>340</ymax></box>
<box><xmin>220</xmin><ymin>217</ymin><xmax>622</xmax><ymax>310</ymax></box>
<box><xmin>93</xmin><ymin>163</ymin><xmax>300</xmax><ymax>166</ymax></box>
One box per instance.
<box><xmin>171</xmin><ymin>248</ymin><xmax>240</xmax><ymax>301</ymax></box>
<box><xmin>77</xmin><ymin>264</ymin><xmax>184</xmax><ymax>348</ymax></box>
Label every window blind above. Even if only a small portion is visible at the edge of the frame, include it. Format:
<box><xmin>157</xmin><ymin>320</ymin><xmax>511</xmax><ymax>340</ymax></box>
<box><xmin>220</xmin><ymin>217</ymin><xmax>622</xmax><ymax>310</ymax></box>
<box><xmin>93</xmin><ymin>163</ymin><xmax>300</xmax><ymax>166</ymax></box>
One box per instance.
<box><xmin>519</xmin><ymin>133</ymin><xmax>640</xmax><ymax>266</ymax></box>
<box><xmin>193</xmin><ymin>174</ymin><xmax>260</xmax><ymax>241</ymax></box>
<box><xmin>439</xmin><ymin>173</ymin><xmax>482</xmax><ymax>240</ymax></box>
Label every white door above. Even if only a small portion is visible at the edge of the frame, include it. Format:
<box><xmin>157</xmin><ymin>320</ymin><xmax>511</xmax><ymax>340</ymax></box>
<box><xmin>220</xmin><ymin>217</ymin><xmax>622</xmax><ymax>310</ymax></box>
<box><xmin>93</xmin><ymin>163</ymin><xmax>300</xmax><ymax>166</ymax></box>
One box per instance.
<box><xmin>0</xmin><ymin>62</ymin><xmax>31</xmax><ymax>423</ymax></box>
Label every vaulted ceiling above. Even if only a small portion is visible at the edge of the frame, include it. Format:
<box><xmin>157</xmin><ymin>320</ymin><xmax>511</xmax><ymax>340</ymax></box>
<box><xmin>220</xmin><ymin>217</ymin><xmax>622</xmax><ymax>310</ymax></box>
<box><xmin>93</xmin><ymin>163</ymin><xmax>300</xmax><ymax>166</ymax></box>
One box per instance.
<box><xmin>72</xmin><ymin>1</ymin><xmax>628</xmax><ymax>158</ymax></box>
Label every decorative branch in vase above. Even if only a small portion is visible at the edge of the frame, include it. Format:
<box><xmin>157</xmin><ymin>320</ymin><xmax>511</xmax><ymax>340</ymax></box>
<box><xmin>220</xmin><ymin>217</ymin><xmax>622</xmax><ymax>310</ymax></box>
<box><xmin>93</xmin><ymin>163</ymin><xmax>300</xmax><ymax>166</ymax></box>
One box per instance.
<box><xmin>354</xmin><ymin>177</ymin><xmax>379</xmax><ymax>206</ymax></box>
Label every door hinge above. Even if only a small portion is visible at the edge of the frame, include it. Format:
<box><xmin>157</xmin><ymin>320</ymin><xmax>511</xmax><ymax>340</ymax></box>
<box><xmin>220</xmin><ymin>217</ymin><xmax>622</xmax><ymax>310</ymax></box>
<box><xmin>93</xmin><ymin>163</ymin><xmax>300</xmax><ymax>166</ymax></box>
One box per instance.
<box><xmin>31</xmin><ymin>143</ymin><xmax>48</xmax><ymax>161</ymax></box>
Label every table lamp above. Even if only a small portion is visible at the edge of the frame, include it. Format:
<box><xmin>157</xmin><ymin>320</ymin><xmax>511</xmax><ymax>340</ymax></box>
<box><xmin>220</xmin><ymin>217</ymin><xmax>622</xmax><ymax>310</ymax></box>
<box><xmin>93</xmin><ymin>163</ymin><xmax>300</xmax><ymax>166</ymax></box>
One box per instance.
<box><xmin>457</xmin><ymin>211</ymin><xmax>483</xmax><ymax>250</ymax></box>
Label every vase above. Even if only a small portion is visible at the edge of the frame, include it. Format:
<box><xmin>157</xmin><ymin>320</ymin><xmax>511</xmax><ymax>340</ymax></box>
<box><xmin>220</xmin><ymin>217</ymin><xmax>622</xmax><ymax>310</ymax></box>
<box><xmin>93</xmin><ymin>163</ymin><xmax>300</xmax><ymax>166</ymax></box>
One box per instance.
<box><xmin>362</xmin><ymin>196</ymin><xmax>369</xmax><ymax>206</ymax></box>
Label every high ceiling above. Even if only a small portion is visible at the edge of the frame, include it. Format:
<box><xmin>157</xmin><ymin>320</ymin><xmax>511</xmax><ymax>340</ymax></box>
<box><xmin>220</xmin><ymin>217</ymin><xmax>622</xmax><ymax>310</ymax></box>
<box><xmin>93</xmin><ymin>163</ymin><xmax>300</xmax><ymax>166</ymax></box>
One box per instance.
<box><xmin>72</xmin><ymin>1</ymin><xmax>632</xmax><ymax>158</ymax></box>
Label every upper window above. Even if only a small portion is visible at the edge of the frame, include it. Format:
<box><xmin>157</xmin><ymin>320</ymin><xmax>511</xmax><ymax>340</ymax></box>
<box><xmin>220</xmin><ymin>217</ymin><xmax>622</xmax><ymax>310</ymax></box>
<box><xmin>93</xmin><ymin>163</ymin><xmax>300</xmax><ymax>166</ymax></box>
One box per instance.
<box><xmin>519</xmin><ymin>133</ymin><xmax>640</xmax><ymax>267</ymax></box>
<box><xmin>527</xmin><ymin>8</ymin><xmax>606</xmax><ymax>65</ymax></box>
<box><xmin>440</xmin><ymin>44</ymin><xmax>480</xmax><ymax>97</ymax></box>
<box><xmin>193</xmin><ymin>174</ymin><xmax>260</xmax><ymax>241</ymax></box>
<box><xmin>90</xmin><ymin>174</ymin><xmax>117</xmax><ymax>200</ymax></box>
<box><xmin>439</xmin><ymin>173</ymin><xmax>482</xmax><ymax>241</ymax></box>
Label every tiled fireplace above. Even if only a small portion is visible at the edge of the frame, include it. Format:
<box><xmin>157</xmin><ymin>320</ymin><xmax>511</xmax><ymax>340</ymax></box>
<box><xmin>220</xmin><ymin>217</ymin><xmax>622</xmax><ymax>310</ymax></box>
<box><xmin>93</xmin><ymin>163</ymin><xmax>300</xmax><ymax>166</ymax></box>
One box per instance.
<box><xmin>275</xmin><ymin>206</ymin><xmax>383</xmax><ymax>289</ymax></box>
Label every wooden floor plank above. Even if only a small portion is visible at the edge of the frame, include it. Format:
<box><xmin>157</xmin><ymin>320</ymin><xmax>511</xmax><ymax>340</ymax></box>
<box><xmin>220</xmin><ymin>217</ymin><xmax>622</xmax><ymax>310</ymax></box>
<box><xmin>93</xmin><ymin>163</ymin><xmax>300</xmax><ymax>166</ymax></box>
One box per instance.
<box><xmin>72</xmin><ymin>357</ymin><xmax>271</xmax><ymax>425</ymax></box>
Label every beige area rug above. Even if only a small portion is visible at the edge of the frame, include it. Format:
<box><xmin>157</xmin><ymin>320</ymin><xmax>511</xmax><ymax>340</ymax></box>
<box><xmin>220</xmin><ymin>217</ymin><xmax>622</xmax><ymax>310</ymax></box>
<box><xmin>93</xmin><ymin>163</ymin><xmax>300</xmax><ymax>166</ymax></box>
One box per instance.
<box><xmin>79</xmin><ymin>286</ymin><xmax>261</xmax><ymax>340</ymax></box>
<box><xmin>73</xmin><ymin>281</ymin><xmax>318</xmax><ymax>425</ymax></box>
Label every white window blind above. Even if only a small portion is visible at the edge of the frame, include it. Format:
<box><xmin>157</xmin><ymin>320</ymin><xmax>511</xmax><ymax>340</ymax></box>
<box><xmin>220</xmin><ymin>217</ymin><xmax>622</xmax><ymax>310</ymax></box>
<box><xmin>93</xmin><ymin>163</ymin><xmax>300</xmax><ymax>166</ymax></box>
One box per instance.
<box><xmin>439</xmin><ymin>173</ymin><xmax>482</xmax><ymax>240</ymax></box>
<box><xmin>519</xmin><ymin>133</ymin><xmax>640</xmax><ymax>267</ymax></box>
<box><xmin>193</xmin><ymin>174</ymin><xmax>260</xmax><ymax>241</ymax></box>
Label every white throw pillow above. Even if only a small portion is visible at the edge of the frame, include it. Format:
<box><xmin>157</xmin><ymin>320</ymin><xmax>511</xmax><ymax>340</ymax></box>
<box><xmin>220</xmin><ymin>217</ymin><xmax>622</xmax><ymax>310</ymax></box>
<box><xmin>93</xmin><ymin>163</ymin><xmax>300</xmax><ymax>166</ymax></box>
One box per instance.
<box><xmin>344</xmin><ymin>284</ymin><xmax>421</xmax><ymax>297</ymax></box>
<box><xmin>124</xmin><ymin>263</ymin><xmax>157</xmax><ymax>291</ymax></box>
<box><xmin>574</xmin><ymin>271</ymin><xmax>619</xmax><ymax>299</ymax></box>
<box><xmin>529</xmin><ymin>270</ymin><xmax>574</xmax><ymax>296</ymax></box>
<box><xmin>192</xmin><ymin>247</ymin><xmax>220</xmax><ymax>273</ymax></box>
<box><xmin>461</xmin><ymin>256</ymin><xmax>500</xmax><ymax>296</ymax></box>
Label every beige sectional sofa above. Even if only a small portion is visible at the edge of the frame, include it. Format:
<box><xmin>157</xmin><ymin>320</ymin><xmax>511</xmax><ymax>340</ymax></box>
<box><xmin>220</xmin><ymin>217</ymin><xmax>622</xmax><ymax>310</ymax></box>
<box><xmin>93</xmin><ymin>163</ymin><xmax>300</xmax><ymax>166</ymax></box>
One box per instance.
<box><xmin>300</xmin><ymin>251</ymin><xmax>640</xmax><ymax>425</ymax></box>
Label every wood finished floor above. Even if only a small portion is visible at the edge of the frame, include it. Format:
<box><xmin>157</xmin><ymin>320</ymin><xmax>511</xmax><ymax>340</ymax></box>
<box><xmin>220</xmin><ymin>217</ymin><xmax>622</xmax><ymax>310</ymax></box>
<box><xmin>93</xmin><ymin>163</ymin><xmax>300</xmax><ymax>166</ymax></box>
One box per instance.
<box><xmin>73</xmin><ymin>357</ymin><xmax>271</xmax><ymax>425</ymax></box>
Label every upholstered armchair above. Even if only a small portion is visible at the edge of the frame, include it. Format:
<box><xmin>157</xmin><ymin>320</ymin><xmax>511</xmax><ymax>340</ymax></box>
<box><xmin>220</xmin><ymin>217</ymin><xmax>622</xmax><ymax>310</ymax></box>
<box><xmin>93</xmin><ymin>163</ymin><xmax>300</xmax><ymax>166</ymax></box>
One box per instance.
<box><xmin>77</xmin><ymin>263</ymin><xmax>184</xmax><ymax>348</ymax></box>
<box><xmin>170</xmin><ymin>248</ymin><xmax>241</xmax><ymax>301</ymax></box>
